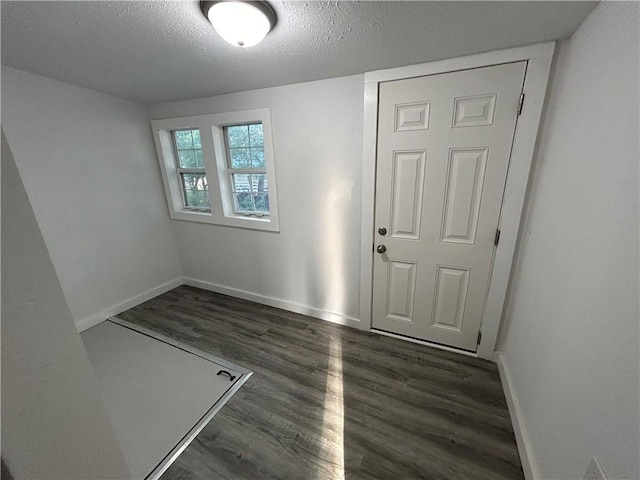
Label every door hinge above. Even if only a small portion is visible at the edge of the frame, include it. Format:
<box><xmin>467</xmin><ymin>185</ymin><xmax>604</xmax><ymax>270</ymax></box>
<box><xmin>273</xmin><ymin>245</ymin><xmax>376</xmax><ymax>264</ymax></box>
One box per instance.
<box><xmin>477</xmin><ymin>330</ymin><xmax>482</xmax><ymax>345</ymax></box>
<box><xmin>494</xmin><ymin>229</ymin><xmax>501</xmax><ymax>246</ymax></box>
<box><xmin>518</xmin><ymin>93</ymin><xmax>525</xmax><ymax>115</ymax></box>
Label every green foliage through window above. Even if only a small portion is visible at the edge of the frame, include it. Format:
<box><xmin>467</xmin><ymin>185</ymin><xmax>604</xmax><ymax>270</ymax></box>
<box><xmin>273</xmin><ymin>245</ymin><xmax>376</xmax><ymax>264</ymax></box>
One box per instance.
<box><xmin>225</xmin><ymin>123</ymin><xmax>269</xmax><ymax>214</ymax></box>
<box><xmin>173</xmin><ymin>128</ymin><xmax>209</xmax><ymax>210</ymax></box>
<box><xmin>181</xmin><ymin>173</ymin><xmax>210</xmax><ymax>210</ymax></box>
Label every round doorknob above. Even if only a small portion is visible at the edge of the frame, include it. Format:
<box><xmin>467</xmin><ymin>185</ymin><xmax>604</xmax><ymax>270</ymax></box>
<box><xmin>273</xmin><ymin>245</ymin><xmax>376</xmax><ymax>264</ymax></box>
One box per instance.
<box><xmin>376</xmin><ymin>244</ymin><xmax>387</xmax><ymax>254</ymax></box>
<box><xmin>378</xmin><ymin>227</ymin><xmax>387</xmax><ymax>235</ymax></box>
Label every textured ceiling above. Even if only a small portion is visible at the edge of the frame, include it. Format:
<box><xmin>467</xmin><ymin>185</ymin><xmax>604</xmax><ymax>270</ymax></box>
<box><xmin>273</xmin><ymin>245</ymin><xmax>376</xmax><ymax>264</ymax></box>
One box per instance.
<box><xmin>1</xmin><ymin>1</ymin><xmax>597</xmax><ymax>104</ymax></box>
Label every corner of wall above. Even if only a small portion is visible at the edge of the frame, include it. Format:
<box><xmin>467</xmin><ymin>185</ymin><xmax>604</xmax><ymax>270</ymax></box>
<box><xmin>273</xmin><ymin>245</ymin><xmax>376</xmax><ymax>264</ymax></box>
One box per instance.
<box><xmin>494</xmin><ymin>352</ymin><xmax>541</xmax><ymax>480</ymax></box>
<box><xmin>76</xmin><ymin>276</ymin><xmax>184</xmax><ymax>332</ymax></box>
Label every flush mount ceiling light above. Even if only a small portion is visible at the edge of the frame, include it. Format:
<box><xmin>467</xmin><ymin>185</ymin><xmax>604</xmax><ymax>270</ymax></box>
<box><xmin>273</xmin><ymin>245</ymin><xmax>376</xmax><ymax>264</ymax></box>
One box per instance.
<box><xmin>200</xmin><ymin>1</ymin><xmax>277</xmax><ymax>48</ymax></box>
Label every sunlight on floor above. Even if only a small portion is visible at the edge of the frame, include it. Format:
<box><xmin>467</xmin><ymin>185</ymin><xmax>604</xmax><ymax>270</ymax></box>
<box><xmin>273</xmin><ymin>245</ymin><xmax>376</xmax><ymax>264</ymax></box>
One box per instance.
<box><xmin>318</xmin><ymin>335</ymin><xmax>346</xmax><ymax>480</ymax></box>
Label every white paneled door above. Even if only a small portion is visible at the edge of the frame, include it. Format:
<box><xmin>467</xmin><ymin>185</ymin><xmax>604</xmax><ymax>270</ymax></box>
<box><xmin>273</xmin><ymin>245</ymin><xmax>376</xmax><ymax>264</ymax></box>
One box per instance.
<box><xmin>372</xmin><ymin>62</ymin><xmax>526</xmax><ymax>351</ymax></box>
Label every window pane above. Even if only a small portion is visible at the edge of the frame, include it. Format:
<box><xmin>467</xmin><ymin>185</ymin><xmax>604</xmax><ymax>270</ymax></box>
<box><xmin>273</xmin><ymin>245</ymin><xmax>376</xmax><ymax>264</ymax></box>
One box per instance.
<box><xmin>202</xmin><ymin>190</ymin><xmax>211</xmax><ymax>209</ymax></box>
<box><xmin>192</xmin><ymin>129</ymin><xmax>202</xmax><ymax>149</ymax></box>
<box><xmin>185</xmin><ymin>190</ymin><xmax>210</xmax><ymax>209</ymax></box>
<box><xmin>232</xmin><ymin>173</ymin><xmax>268</xmax><ymax>193</ymax></box>
<box><xmin>233</xmin><ymin>192</ymin><xmax>255</xmax><ymax>212</ymax></box>
<box><xmin>232</xmin><ymin>174</ymin><xmax>255</xmax><ymax>212</ymax></box>
<box><xmin>254</xmin><ymin>193</ymin><xmax>270</xmax><ymax>212</ymax></box>
<box><xmin>250</xmin><ymin>148</ymin><xmax>265</xmax><ymax>168</ymax></box>
<box><xmin>175</xmin><ymin>129</ymin><xmax>204</xmax><ymax>168</ymax></box>
<box><xmin>194</xmin><ymin>149</ymin><xmax>204</xmax><ymax>168</ymax></box>
<box><xmin>181</xmin><ymin>173</ymin><xmax>209</xmax><ymax>209</ymax></box>
<box><xmin>178</xmin><ymin>150</ymin><xmax>196</xmax><ymax>168</ymax></box>
<box><xmin>248</xmin><ymin>124</ymin><xmax>264</xmax><ymax>146</ymax></box>
<box><xmin>182</xmin><ymin>173</ymin><xmax>208</xmax><ymax>190</ymax></box>
<box><xmin>231</xmin><ymin>174</ymin><xmax>269</xmax><ymax>214</ymax></box>
<box><xmin>252</xmin><ymin>173</ymin><xmax>268</xmax><ymax>193</ymax></box>
<box><xmin>232</xmin><ymin>173</ymin><xmax>251</xmax><ymax>193</ymax></box>
<box><xmin>230</xmin><ymin>148</ymin><xmax>251</xmax><ymax>168</ymax></box>
<box><xmin>227</xmin><ymin>125</ymin><xmax>249</xmax><ymax>148</ymax></box>
<box><xmin>175</xmin><ymin>130</ymin><xmax>194</xmax><ymax>150</ymax></box>
<box><xmin>184</xmin><ymin>189</ymin><xmax>199</xmax><ymax>208</ymax></box>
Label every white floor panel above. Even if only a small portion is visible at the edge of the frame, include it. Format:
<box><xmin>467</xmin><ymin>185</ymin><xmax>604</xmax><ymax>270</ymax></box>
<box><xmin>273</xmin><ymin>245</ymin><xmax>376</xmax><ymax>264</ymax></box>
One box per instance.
<box><xmin>81</xmin><ymin>318</ymin><xmax>250</xmax><ymax>480</ymax></box>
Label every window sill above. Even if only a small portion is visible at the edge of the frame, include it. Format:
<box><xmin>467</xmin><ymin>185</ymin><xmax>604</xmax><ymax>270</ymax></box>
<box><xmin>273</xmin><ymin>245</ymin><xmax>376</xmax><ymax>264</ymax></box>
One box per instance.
<box><xmin>170</xmin><ymin>209</ymin><xmax>279</xmax><ymax>232</ymax></box>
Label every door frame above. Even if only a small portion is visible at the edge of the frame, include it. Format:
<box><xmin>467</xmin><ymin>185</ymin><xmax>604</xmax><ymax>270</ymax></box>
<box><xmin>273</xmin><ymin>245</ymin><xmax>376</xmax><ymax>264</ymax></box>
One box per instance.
<box><xmin>359</xmin><ymin>42</ymin><xmax>555</xmax><ymax>360</ymax></box>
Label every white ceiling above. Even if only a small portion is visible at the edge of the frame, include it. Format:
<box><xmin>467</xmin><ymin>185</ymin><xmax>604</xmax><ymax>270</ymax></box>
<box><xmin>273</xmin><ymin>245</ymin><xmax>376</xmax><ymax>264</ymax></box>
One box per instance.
<box><xmin>1</xmin><ymin>1</ymin><xmax>597</xmax><ymax>104</ymax></box>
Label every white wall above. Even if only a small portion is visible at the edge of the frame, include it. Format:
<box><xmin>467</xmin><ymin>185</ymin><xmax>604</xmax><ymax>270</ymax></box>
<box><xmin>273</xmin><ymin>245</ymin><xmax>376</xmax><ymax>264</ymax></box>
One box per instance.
<box><xmin>1</xmin><ymin>130</ymin><xmax>131</xmax><ymax>479</ymax></box>
<box><xmin>149</xmin><ymin>75</ymin><xmax>364</xmax><ymax>323</ymax></box>
<box><xmin>2</xmin><ymin>67</ymin><xmax>182</xmax><ymax>329</ymax></box>
<box><xmin>498</xmin><ymin>3</ymin><xmax>639</xmax><ymax>479</ymax></box>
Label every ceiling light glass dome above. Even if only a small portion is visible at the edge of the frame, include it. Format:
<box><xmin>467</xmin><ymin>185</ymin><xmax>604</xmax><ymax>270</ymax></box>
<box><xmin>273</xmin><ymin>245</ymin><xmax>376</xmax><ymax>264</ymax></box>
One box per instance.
<box><xmin>201</xmin><ymin>1</ymin><xmax>277</xmax><ymax>48</ymax></box>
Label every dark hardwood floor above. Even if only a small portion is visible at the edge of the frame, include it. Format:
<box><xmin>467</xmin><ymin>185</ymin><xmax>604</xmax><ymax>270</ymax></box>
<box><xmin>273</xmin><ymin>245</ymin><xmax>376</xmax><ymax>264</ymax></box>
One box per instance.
<box><xmin>117</xmin><ymin>285</ymin><xmax>523</xmax><ymax>480</ymax></box>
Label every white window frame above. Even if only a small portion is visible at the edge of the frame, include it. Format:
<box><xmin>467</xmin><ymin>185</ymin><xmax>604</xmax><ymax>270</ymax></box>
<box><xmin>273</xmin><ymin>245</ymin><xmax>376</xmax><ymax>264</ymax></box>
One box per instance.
<box><xmin>223</xmin><ymin>123</ymin><xmax>269</xmax><ymax>217</ymax></box>
<box><xmin>151</xmin><ymin>108</ymin><xmax>280</xmax><ymax>232</ymax></box>
<box><xmin>171</xmin><ymin>128</ymin><xmax>211</xmax><ymax>212</ymax></box>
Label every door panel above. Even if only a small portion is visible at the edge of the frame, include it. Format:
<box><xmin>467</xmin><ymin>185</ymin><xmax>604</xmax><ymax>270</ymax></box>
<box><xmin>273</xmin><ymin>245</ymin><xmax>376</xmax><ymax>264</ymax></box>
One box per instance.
<box><xmin>441</xmin><ymin>148</ymin><xmax>488</xmax><ymax>245</ymax></box>
<box><xmin>432</xmin><ymin>265</ymin><xmax>470</xmax><ymax>332</ymax></box>
<box><xmin>386</xmin><ymin>260</ymin><xmax>417</xmax><ymax>321</ymax></box>
<box><xmin>390</xmin><ymin>150</ymin><xmax>426</xmax><ymax>239</ymax></box>
<box><xmin>372</xmin><ymin>61</ymin><xmax>526</xmax><ymax>351</ymax></box>
<box><xmin>395</xmin><ymin>102</ymin><xmax>431</xmax><ymax>131</ymax></box>
<box><xmin>452</xmin><ymin>94</ymin><xmax>497</xmax><ymax>127</ymax></box>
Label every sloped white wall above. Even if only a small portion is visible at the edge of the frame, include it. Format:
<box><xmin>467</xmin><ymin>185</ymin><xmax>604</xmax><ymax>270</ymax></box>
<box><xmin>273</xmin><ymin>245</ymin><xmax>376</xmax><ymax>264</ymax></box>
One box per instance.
<box><xmin>149</xmin><ymin>75</ymin><xmax>364</xmax><ymax>323</ymax></box>
<box><xmin>2</xmin><ymin>67</ymin><xmax>182</xmax><ymax>329</ymax></box>
<box><xmin>498</xmin><ymin>2</ymin><xmax>639</xmax><ymax>479</ymax></box>
<box><xmin>2</xmin><ymin>130</ymin><xmax>131</xmax><ymax>479</ymax></box>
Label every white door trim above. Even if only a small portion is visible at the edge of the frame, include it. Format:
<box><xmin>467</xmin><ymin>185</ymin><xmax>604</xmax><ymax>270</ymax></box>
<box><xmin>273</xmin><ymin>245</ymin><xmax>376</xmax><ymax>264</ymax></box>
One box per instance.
<box><xmin>359</xmin><ymin>42</ymin><xmax>555</xmax><ymax>360</ymax></box>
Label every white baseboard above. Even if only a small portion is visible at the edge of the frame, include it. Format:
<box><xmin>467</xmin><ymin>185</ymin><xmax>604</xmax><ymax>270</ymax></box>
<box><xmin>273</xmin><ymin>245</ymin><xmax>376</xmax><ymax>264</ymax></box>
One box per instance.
<box><xmin>495</xmin><ymin>352</ymin><xmax>541</xmax><ymax>480</ymax></box>
<box><xmin>183</xmin><ymin>277</ymin><xmax>362</xmax><ymax>330</ymax></box>
<box><xmin>75</xmin><ymin>277</ymin><xmax>184</xmax><ymax>332</ymax></box>
<box><xmin>75</xmin><ymin>311</ymin><xmax>107</xmax><ymax>334</ymax></box>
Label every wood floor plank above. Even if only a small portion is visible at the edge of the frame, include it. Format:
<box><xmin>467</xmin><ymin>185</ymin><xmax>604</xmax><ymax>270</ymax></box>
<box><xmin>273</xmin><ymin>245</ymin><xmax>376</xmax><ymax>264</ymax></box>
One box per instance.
<box><xmin>116</xmin><ymin>286</ymin><xmax>523</xmax><ymax>480</ymax></box>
